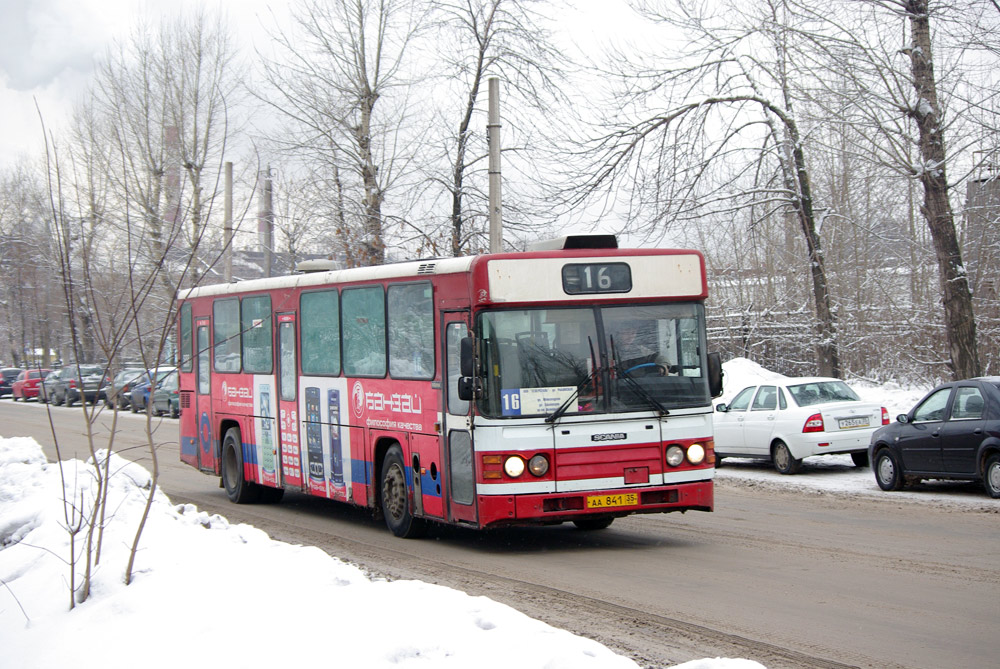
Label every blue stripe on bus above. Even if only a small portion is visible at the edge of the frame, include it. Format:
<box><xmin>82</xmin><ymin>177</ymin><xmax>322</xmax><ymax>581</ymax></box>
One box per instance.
<box><xmin>242</xmin><ymin>441</ymin><xmax>258</xmax><ymax>466</ymax></box>
<box><xmin>420</xmin><ymin>469</ymin><xmax>441</xmax><ymax>498</ymax></box>
<box><xmin>181</xmin><ymin>436</ymin><xmax>198</xmax><ymax>456</ymax></box>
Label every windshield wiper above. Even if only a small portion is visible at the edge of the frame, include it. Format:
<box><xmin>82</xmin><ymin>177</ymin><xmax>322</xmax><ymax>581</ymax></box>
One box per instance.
<box><xmin>544</xmin><ymin>368</ymin><xmax>596</xmax><ymax>424</ymax></box>
<box><xmin>546</xmin><ymin>336</ymin><xmax>601</xmax><ymax>424</ymax></box>
<box><xmin>610</xmin><ymin>335</ymin><xmax>670</xmax><ymax>416</ymax></box>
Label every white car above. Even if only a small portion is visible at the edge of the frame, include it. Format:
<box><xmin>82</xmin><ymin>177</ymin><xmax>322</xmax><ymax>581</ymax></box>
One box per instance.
<box><xmin>713</xmin><ymin>378</ymin><xmax>889</xmax><ymax>474</ymax></box>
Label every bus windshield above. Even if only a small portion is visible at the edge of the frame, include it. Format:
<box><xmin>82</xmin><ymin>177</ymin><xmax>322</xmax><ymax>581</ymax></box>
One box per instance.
<box><xmin>476</xmin><ymin>303</ymin><xmax>710</xmax><ymax>418</ymax></box>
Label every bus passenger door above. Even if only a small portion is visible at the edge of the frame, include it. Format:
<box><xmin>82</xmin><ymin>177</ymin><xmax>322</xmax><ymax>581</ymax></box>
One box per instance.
<box><xmin>276</xmin><ymin>314</ymin><xmax>303</xmax><ymax>489</ymax></box>
<box><xmin>195</xmin><ymin>321</ymin><xmax>217</xmax><ymax>473</ymax></box>
<box><xmin>443</xmin><ymin>313</ymin><xmax>477</xmax><ymax>525</ymax></box>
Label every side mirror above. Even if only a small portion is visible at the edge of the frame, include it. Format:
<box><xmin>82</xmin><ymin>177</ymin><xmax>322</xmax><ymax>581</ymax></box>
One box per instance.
<box><xmin>715</xmin><ymin>403</ymin><xmax>728</xmax><ymax>412</ymax></box>
<box><xmin>896</xmin><ymin>414</ymin><xmax>909</xmax><ymax>424</ymax></box>
<box><xmin>460</xmin><ymin>337</ymin><xmax>474</xmax><ymax>378</ymax></box>
<box><xmin>457</xmin><ymin>377</ymin><xmax>481</xmax><ymax>401</ymax></box>
<box><xmin>707</xmin><ymin>352</ymin><xmax>724</xmax><ymax>398</ymax></box>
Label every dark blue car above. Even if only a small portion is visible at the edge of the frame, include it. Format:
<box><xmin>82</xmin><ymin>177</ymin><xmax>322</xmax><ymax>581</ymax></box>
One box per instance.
<box><xmin>868</xmin><ymin>377</ymin><xmax>1000</xmax><ymax>498</ymax></box>
<box><xmin>129</xmin><ymin>367</ymin><xmax>176</xmax><ymax>413</ymax></box>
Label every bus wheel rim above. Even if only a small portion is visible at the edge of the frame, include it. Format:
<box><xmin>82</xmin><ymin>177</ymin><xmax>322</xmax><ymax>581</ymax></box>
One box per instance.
<box><xmin>384</xmin><ymin>463</ymin><xmax>406</xmax><ymax>521</ymax></box>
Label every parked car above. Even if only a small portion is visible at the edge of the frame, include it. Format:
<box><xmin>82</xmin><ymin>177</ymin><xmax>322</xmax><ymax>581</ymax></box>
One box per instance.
<box><xmin>714</xmin><ymin>378</ymin><xmax>889</xmax><ymax>474</ymax></box>
<box><xmin>102</xmin><ymin>368</ymin><xmax>147</xmax><ymax>410</ymax></box>
<box><xmin>130</xmin><ymin>366</ymin><xmax>176</xmax><ymax>413</ymax></box>
<box><xmin>869</xmin><ymin>377</ymin><xmax>1000</xmax><ymax>498</ymax></box>
<box><xmin>48</xmin><ymin>364</ymin><xmax>110</xmax><ymax>406</ymax></box>
<box><xmin>0</xmin><ymin>367</ymin><xmax>23</xmax><ymax>397</ymax></box>
<box><xmin>40</xmin><ymin>370</ymin><xmax>60</xmax><ymax>403</ymax></box>
<box><xmin>12</xmin><ymin>368</ymin><xmax>51</xmax><ymax>401</ymax></box>
<box><xmin>149</xmin><ymin>370</ymin><xmax>179</xmax><ymax>418</ymax></box>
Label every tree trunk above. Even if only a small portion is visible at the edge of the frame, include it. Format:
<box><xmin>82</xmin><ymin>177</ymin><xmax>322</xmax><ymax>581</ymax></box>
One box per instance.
<box><xmin>906</xmin><ymin>0</ymin><xmax>981</xmax><ymax>379</ymax></box>
<box><xmin>357</xmin><ymin>92</ymin><xmax>384</xmax><ymax>267</ymax></box>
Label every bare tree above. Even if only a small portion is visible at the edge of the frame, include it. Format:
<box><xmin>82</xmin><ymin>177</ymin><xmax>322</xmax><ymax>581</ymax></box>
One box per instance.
<box><xmin>164</xmin><ymin>8</ymin><xmax>241</xmax><ymax>273</ymax></box>
<box><xmin>793</xmin><ymin>0</ymin><xmax>994</xmax><ymax>379</ymax></box>
<box><xmin>259</xmin><ymin>0</ymin><xmax>428</xmax><ymax>266</ymax></box>
<box><xmin>22</xmin><ymin>6</ymin><xmax>244</xmax><ymax>607</ymax></box>
<box><xmin>91</xmin><ymin>9</ymin><xmax>237</xmax><ymax>295</ymax></box>
<box><xmin>568</xmin><ymin>0</ymin><xmax>842</xmax><ymax>376</ymax></box>
<box><xmin>428</xmin><ymin>0</ymin><xmax>567</xmax><ymax>256</ymax></box>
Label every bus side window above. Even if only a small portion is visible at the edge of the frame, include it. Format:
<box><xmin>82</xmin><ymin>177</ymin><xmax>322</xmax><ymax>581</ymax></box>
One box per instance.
<box><xmin>213</xmin><ymin>298</ymin><xmax>241</xmax><ymax>372</ymax></box>
<box><xmin>179</xmin><ymin>304</ymin><xmax>193</xmax><ymax>372</ymax></box>
<box><xmin>388</xmin><ymin>283</ymin><xmax>434</xmax><ymax>379</ymax></box>
<box><xmin>447</xmin><ymin>323</ymin><xmax>469</xmax><ymax>415</ymax></box>
<box><xmin>242</xmin><ymin>295</ymin><xmax>272</xmax><ymax>374</ymax></box>
<box><xmin>301</xmin><ymin>290</ymin><xmax>341</xmax><ymax>375</ymax></box>
<box><xmin>342</xmin><ymin>286</ymin><xmax>386</xmax><ymax>377</ymax></box>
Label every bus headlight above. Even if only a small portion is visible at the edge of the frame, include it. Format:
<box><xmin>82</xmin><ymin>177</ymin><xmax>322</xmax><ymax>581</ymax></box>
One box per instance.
<box><xmin>504</xmin><ymin>456</ymin><xmax>526</xmax><ymax>477</ymax></box>
<box><xmin>528</xmin><ymin>454</ymin><xmax>549</xmax><ymax>477</ymax></box>
<box><xmin>687</xmin><ymin>443</ymin><xmax>706</xmax><ymax>465</ymax></box>
<box><xmin>666</xmin><ymin>445</ymin><xmax>685</xmax><ymax>467</ymax></box>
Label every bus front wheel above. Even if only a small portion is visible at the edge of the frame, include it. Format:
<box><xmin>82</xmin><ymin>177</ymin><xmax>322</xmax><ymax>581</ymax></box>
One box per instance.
<box><xmin>222</xmin><ymin>427</ymin><xmax>259</xmax><ymax>504</ymax></box>
<box><xmin>380</xmin><ymin>445</ymin><xmax>426</xmax><ymax>539</ymax></box>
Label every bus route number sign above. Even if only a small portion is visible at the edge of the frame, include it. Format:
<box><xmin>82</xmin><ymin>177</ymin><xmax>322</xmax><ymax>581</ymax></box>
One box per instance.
<box><xmin>562</xmin><ymin>263</ymin><xmax>632</xmax><ymax>295</ymax></box>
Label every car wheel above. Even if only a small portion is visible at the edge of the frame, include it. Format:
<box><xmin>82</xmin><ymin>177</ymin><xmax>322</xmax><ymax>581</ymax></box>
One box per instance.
<box><xmin>380</xmin><ymin>444</ymin><xmax>426</xmax><ymax>538</ymax></box>
<box><xmin>983</xmin><ymin>453</ymin><xmax>1000</xmax><ymax>499</ymax></box>
<box><xmin>221</xmin><ymin>427</ymin><xmax>259</xmax><ymax>504</ymax></box>
<box><xmin>169</xmin><ymin>403</ymin><xmax>179</xmax><ymax>419</ymax></box>
<box><xmin>874</xmin><ymin>448</ymin><xmax>905</xmax><ymax>491</ymax></box>
<box><xmin>53</xmin><ymin>391</ymin><xmax>63</xmax><ymax>406</ymax></box>
<box><xmin>772</xmin><ymin>440</ymin><xmax>801</xmax><ymax>475</ymax></box>
<box><xmin>11</xmin><ymin>394</ymin><xmax>17</xmax><ymax>402</ymax></box>
<box><xmin>851</xmin><ymin>451</ymin><xmax>870</xmax><ymax>468</ymax></box>
<box><xmin>130</xmin><ymin>400</ymin><xmax>138</xmax><ymax>413</ymax></box>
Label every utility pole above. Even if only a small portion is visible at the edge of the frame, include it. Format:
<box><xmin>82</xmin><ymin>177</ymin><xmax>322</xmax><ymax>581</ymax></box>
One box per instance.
<box><xmin>258</xmin><ymin>166</ymin><xmax>274</xmax><ymax>278</ymax></box>
<box><xmin>488</xmin><ymin>77</ymin><xmax>502</xmax><ymax>253</ymax></box>
<box><xmin>224</xmin><ymin>161</ymin><xmax>233</xmax><ymax>282</ymax></box>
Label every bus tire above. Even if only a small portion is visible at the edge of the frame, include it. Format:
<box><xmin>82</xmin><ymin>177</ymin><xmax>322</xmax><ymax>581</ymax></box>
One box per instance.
<box><xmin>221</xmin><ymin>427</ymin><xmax>260</xmax><ymax>504</ymax></box>
<box><xmin>380</xmin><ymin>445</ymin><xmax>426</xmax><ymax>539</ymax></box>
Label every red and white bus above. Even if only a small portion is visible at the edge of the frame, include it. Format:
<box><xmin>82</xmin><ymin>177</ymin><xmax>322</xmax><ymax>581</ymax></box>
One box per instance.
<box><xmin>177</xmin><ymin>236</ymin><xmax>722</xmax><ymax>537</ymax></box>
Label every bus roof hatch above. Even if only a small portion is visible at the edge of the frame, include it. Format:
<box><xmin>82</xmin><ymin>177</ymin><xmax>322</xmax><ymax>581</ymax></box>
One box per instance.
<box><xmin>526</xmin><ymin>235</ymin><xmax>619</xmax><ymax>251</ymax></box>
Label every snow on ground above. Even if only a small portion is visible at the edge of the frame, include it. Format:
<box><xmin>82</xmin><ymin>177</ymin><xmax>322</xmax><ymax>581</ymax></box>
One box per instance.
<box><xmin>0</xmin><ymin>436</ymin><xmax>759</xmax><ymax>669</ymax></box>
<box><xmin>0</xmin><ymin>358</ymin><xmax>993</xmax><ymax>669</ymax></box>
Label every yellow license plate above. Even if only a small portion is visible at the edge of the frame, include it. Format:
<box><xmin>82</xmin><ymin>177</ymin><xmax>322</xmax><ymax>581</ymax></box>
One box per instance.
<box><xmin>586</xmin><ymin>493</ymin><xmax>638</xmax><ymax>509</ymax></box>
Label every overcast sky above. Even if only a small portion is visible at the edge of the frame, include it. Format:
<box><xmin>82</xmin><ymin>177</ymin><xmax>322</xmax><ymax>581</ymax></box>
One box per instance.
<box><xmin>0</xmin><ymin>0</ymin><xmax>280</xmax><ymax>167</ymax></box>
<box><xmin>0</xmin><ymin>0</ymin><xmax>643</xmax><ymax>171</ymax></box>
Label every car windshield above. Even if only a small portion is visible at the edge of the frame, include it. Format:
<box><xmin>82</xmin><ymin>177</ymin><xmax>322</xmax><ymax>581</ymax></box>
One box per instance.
<box><xmin>475</xmin><ymin>303</ymin><xmax>710</xmax><ymax>418</ymax></box>
<box><xmin>786</xmin><ymin>380</ymin><xmax>860</xmax><ymax>407</ymax></box>
<box><xmin>77</xmin><ymin>365</ymin><xmax>104</xmax><ymax>377</ymax></box>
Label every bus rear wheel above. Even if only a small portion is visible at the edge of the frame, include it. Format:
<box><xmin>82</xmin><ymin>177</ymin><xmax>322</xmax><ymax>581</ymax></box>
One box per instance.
<box><xmin>222</xmin><ymin>427</ymin><xmax>259</xmax><ymax>504</ymax></box>
<box><xmin>380</xmin><ymin>445</ymin><xmax>426</xmax><ymax>538</ymax></box>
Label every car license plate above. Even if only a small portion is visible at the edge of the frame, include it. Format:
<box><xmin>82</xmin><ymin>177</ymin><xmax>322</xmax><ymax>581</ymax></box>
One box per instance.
<box><xmin>585</xmin><ymin>493</ymin><xmax>638</xmax><ymax>509</ymax></box>
<box><xmin>838</xmin><ymin>417</ymin><xmax>870</xmax><ymax>429</ymax></box>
